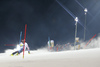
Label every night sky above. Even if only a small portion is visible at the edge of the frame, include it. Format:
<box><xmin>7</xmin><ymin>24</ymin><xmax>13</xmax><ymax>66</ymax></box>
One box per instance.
<box><xmin>0</xmin><ymin>0</ymin><xmax>100</xmax><ymax>53</ymax></box>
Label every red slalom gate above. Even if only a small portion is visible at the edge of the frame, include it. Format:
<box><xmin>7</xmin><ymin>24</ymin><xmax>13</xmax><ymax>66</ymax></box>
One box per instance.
<box><xmin>84</xmin><ymin>34</ymin><xmax>96</xmax><ymax>48</ymax></box>
<box><xmin>23</xmin><ymin>24</ymin><xmax>27</xmax><ymax>58</ymax></box>
<box><xmin>4</xmin><ymin>44</ymin><xmax>15</xmax><ymax>46</ymax></box>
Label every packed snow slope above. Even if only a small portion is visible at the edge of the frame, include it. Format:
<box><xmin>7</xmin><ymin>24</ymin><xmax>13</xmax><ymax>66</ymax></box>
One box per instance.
<box><xmin>0</xmin><ymin>48</ymin><xmax>100</xmax><ymax>67</ymax></box>
<box><xmin>0</xmin><ymin>35</ymin><xmax>100</xmax><ymax>67</ymax></box>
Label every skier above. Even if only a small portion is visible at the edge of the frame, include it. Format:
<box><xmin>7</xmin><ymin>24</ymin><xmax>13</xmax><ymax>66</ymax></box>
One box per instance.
<box><xmin>11</xmin><ymin>39</ymin><xmax>30</xmax><ymax>56</ymax></box>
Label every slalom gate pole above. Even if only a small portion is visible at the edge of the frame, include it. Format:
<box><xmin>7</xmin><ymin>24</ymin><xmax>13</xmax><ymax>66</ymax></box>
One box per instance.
<box><xmin>48</xmin><ymin>37</ymin><xmax>51</xmax><ymax>50</ymax></box>
<box><xmin>19</xmin><ymin>31</ymin><xmax>22</xmax><ymax>45</ymax></box>
<box><xmin>23</xmin><ymin>24</ymin><xmax>27</xmax><ymax>58</ymax></box>
<box><xmin>84</xmin><ymin>34</ymin><xmax>96</xmax><ymax>48</ymax></box>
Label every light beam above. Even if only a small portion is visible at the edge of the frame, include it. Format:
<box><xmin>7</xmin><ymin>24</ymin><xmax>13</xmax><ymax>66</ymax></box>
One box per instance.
<box><xmin>56</xmin><ymin>0</ymin><xmax>75</xmax><ymax>18</ymax></box>
<box><xmin>75</xmin><ymin>0</ymin><xmax>93</xmax><ymax>17</ymax></box>
<box><xmin>56</xmin><ymin>0</ymin><xmax>85</xmax><ymax>28</ymax></box>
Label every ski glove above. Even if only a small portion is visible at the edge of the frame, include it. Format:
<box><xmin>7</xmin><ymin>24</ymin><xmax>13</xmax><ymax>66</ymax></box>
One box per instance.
<box><xmin>28</xmin><ymin>50</ymin><xmax>30</xmax><ymax>54</ymax></box>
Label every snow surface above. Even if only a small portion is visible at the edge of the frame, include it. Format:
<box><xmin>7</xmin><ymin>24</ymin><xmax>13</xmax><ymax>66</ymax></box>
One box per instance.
<box><xmin>0</xmin><ymin>36</ymin><xmax>100</xmax><ymax>67</ymax></box>
<box><xmin>0</xmin><ymin>48</ymin><xmax>100</xmax><ymax>67</ymax></box>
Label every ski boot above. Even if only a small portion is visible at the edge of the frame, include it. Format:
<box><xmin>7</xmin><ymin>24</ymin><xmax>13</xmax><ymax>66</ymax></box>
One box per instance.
<box><xmin>10</xmin><ymin>54</ymin><xmax>14</xmax><ymax>56</ymax></box>
<box><xmin>15</xmin><ymin>53</ymin><xmax>19</xmax><ymax>56</ymax></box>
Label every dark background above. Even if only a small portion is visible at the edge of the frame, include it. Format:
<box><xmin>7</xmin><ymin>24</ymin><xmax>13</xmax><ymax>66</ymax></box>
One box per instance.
<box><xmin>0</xmin><ymin>0</ymin><xmax>100</xmax><ymax>53</ymax></box>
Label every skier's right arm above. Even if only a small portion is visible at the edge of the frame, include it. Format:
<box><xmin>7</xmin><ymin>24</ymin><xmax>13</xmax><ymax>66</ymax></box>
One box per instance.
<box><xmin>26</xmin><ymin>43</ymin><xmax>30</xmax><ymax>54</ymax></box>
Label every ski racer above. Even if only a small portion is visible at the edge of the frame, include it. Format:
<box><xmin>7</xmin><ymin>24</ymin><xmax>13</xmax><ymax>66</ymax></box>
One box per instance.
<box><xmin>11</xmin><ymin>39</ymin><xmax>30</xmax><ymax>56</ymax></box>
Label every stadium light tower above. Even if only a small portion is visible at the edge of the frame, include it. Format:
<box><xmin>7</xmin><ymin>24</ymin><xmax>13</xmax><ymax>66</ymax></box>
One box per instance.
<box><xmin>74</xmin><ymin>17</ymin><xmax>78</xmax><ymax>50</ymax></box>
<box><xmin>84</xmin><ymin>8</ymin><xmax>88</xmax><ymax>41</ymax></box>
